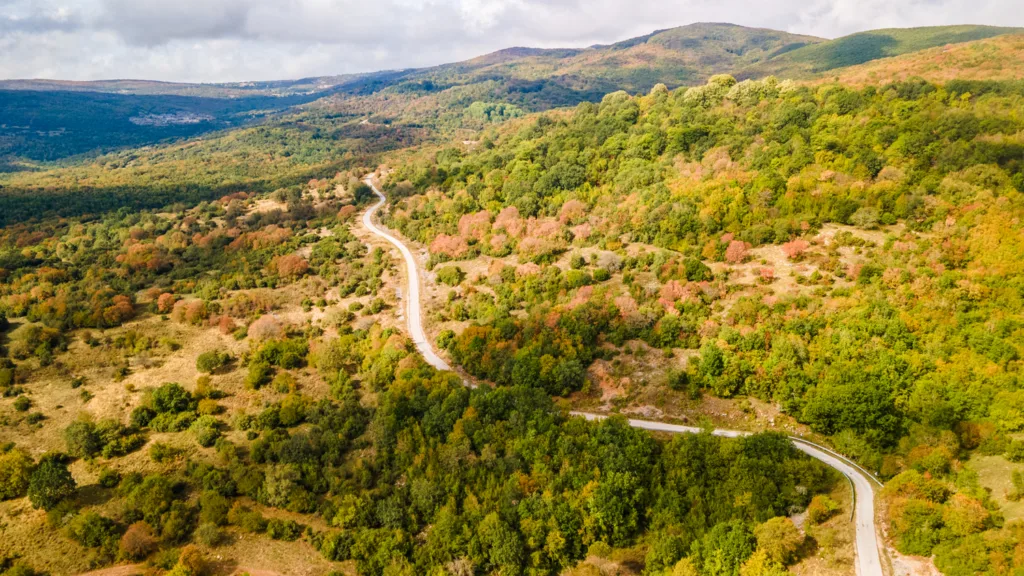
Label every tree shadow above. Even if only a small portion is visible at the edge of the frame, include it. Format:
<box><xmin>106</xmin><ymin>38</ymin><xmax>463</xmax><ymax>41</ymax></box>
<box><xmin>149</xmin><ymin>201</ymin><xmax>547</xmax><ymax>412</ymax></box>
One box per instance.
<box><xmin>795</xmin><ymin>533</ymin><xmax>819</xmax><ymax>563</ymax></box>
<box><xmin>76</xmin><ymin>484</ymin><xmax>115</xmax><ymax>507</ymax></box>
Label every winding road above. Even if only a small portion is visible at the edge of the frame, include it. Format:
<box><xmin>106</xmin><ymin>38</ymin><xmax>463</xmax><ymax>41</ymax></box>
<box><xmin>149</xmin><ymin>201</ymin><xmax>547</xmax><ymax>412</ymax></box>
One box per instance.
<box><xmin>361</xmin><ymin>177</ymin><xmax>885</xmax><ymax>576</ymax></box>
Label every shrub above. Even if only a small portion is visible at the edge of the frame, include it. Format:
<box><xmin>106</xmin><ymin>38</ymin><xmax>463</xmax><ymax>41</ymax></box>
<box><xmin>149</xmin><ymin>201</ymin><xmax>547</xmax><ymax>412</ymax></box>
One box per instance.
<box><xmin>27</xmin><ymin>453</ymin><xmax>76</xmax><ymax>510</ymax></box>
<box><xmin>228</xmin><ymin>503</ymin><xmax>267</xmax><ymax>533</ymax></box>
<box><xmin>252</xmin><ymin>338</ymin><xmax>308</xmax><ymax>369</ymax></box>
<box><xmin>119</xmin><ymin>521</ymin><xmax>158</xmax><ymax>561</ymax></box>
<box><xmin>806</xmin><ymin>494</ymin><xmax>839</xmax><ymax>524</ymax></box>
<box><xmin>199</xmin><ymin>491</ymin><xmax>230</xmax><ymax>526</ymax></box>
<box><xmin>725</xmin><ymin>240</ymin><xmax>749</xmax><ymax>263</ymax></box>
<box><xmin>63</xmin><ymin>420</ymin><xmax>102</xmax><ymax>458</ymax></box>
<box><xmin>196</xmin><ymin>399</ymin><xmax>222</xmax><ymax>416</ymax></box>
<box><xmin>436</xmin><ymin>266</ymin><xmax>465</xmax><ymax>286</ymax></box>
<box><xmin>152</xmin><ymin>382</ymin><xmax>194</xmax><ymax>414</ymax></box>
<box><xmin>13</xmin><ymin>396</ymin><xmax>31</xmax><ymax>412</ymax></box>
<box><xmin>67</xmin><ymin>511</ymin><xmax>122</xmax><ymax>557</ymax></box>
<box><xmin>753</xmin><ymin>517</ymin><xmax>803</xmax><ymax>564</ymax></box>
<box><xmin>266</xmin><ymin>518</ymin><xmax>303</xmax><ymax>541</ymax></box>
<box><xmin>124</xmin><ymin>475</ymin><xmax>176</xmax><ymax>525</ymax></box>
<box><xmin>160</xmin><ymin>501</ymin><xmax>194</xmax><ymax>543</ymax></box>
<box><xmin>195</xmin><ymin>522</ymin><xmax>223</xmax><ymax>547</ymax></box>
<box><xmin>191</xmin><ymin>416</ymin><xmax>221</xmax><ymax>448</ymax></box>
<box><xmin>168</xmin><ymin>545</ymin><xmax>206</xmax><ymax>576</ymax></box>
<box><xmin>101</xmin><ymin>433</ymin><xmax>147</xmax><ymax>459</ymax></box>
<box><xmin>313</xmin><ymin>530</ymin><xmax>354</xmax><ymax>561</ymax></box>
<box><xmin>272</xmin><ymin>372</ymin><xmax>297</xmax><ymax>394</ymax></box>
<box><xmin>149</xmin><ymin>442</ymin><xmax>181</xmax><ymax>463</ymax></box>
<box><xmin>195</xmin><ymin>351</ymin><xmax>230</xmax><ymax>374</ymax></box>
<box><xmin>245</xmin><ymin>361</ymin><xmax>273</xmax><ymax>390</ymax></box>
<box><xmin>0</xmin><ymin>448</ymin><xmax>34</xmax><ymax>500</ymax></box>
<box><xmin>92</xmin><ymin>468</ymin><xmax>119</xmax><ymax>490</ymax></box>
<box><xmin>130</xmin><ymin>406</ymin><xmax>156</xmax><ymax>428</ymax></box>
<box><xmin>149</xmin><ymin>411</ymin><xmax>196</xmax><ymax>433</ymax></box>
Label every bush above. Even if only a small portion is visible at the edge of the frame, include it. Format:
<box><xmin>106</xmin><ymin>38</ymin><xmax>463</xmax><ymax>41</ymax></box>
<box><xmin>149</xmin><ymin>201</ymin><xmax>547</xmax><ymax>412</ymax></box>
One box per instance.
<box><xmin>266</xmin><ymin>518</ymin><xmax>303</xmax><ymax>541</ymax></box>
<box><xmin>252</xmin><ymin>338</ymin><xmax>308</xmax><ymax>369</ymax></box>
<box><xmin>149</xmin><ymin>411</ymin><xmax>197</xmax><ymax>433</ymax></box>
<box><xmin>806</xmin><ymin>494</ymin><xmax>839</xmax><ymax>524</ymax></box>
<box><xmin>228</xmin><ymin>503</ymin><xmax>267</xmax><ymax>533</ymax></box>
<box><xmin>245</xmin><ymin>361</ymin><xmax>273</xmax><ymax>390</ymax></box>
<box><xmin>149</xmin><ymin>442</ymin><xmax>181</xmax><ymax>463</ymax></box>
<box><xmin>199</xmin><ymin>491</ymin><xmax>230</xmax><ymax>526</ymax></box>
<box><xmin>753</xmin><ymin>517</ymin><xmax>803</xmax><ymax>564</ymax></box>
<box><xmin>190</xmin><ymin>416</ymin><xmax>221</xmax><ymax>448</ymax></box>
<box><xmin>67</xmin><ymin>511</ymin><xmax>122</xmax><ymax>557</ymax></box>
<box><xmin>119</xmin><ymin>521</ymin><xmax>158</xmax><ymax>561</ymax></box>
<box><xmin>124</xmin><ymin>475</ymin><xmax>176</xmax><ymax>525</ymax></box>
<box><xmin>435</xmin><ymin>266</ymin><xmax>465</xmax><ymax>286</ymax></box>
<box><xmin>195</xmin><ymin>522</ymin><xmax>224</xmax><ymax>547</ymax></box>
<box><xmin>196</xmin><ymin>399</ymin><xmax>221</xmax><ymax>416</ymax></box>
<box><xmin>151</xmin><ymin>382</ymin><xmax>194</xmax><ymax>414</ymax></box>
<box><xmin>13</xmin><ymin>396</ymin><xmax>31</xmax><ymax>412</ymax></box>
<box><xmin>195</xmin><ymin>351</ymin><xmax>231</xmax><ymax>374</ymax></box>
<box><xmin>313</xmin><ymin>530</ymin><xmax>354</xmax><ymax>561</ymax></box>
<box><xmin>130</xmin><ymin>406</ymin><xmax>156</xmax><ymax>428</ymax></box>
<box><xmin>27</xmin><ymin>453</ymin><xmax>76</xmax><ymax>510</ymax></box>
<box><xmin>63</xmin><ymin>420</ymin><xmax>102</xmax><ymax>458</ymax></box>
<box><xmin>167</xmin><ymin>545</ymin><xmax>206</xmax><ymax>576</ymax></box>
<box><xmin>272</xmin><ymin>372</ymin><xmax>297</xmax><ymax>394</ymax></box>
<box><xmin>98</xmin><ymin>467</ymin><xmax>121</xmax><ymax>488</ymax></box>
<box><xmin>0</xmin><ymin>448</ymin><xmax>34</xmax><ymax>500</ymax></box>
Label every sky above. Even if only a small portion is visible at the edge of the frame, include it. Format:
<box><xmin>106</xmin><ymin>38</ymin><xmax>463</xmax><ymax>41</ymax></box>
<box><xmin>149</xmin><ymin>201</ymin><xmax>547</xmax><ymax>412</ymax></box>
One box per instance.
<box><xmin>1</xmin><ymin>0</ymin><xmax>1022</xmax><ymax>83</ymax></box>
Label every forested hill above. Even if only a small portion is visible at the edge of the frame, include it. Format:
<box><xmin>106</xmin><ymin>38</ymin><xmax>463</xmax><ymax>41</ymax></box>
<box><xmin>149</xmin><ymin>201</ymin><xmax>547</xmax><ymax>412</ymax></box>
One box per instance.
<box><xmin>3</xmin><ymin>23</ymin><xmax>1020</xmax><ymax>163</ymax></box>
<box><xmin>381</xmin><ymin>73</ymin><xmax>1024</xmax><ymax>572</ymax></box>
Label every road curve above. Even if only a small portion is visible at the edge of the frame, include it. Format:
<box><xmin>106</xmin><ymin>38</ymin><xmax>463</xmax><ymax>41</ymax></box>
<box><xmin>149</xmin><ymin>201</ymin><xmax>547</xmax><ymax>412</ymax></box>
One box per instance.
<box><xmin>362</xmin><ymin>178</ymin><xmax>452</xmax><ymax>371</ymax></box>
<box><xmin>361</xmin><ymin>177</ymin><xmax>884</xmax><ymax>576</ymax></box>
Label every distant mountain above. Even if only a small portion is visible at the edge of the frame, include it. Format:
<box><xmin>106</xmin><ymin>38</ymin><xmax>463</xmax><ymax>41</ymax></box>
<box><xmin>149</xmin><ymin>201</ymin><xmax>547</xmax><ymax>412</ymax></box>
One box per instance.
<box><xmin>2</xmin><ymin>22</ymin><xmax>1022</xmax><ymax>162</ymax></box>
<box><xmin>368</xmin><ymin>23</ymin><xmax>825</xmax><ymax>109</ymax></box>
<box><xmin>740</xmin><ymin>24</ymin><xmax>1024</xmax><ymax>78</ymax></box>
<box><xmin>0</xmin><ymin>75</ymin><xmax>361</xmax><ymax>98</ymax></box>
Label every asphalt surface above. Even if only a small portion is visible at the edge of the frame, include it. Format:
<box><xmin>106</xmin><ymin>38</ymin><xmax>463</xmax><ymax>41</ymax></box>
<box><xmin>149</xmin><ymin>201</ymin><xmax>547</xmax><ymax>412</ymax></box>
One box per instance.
<box><xmin>360</xmin><ymin>177</ymin><xmax>884</xmax><ymax>576</ymax></box>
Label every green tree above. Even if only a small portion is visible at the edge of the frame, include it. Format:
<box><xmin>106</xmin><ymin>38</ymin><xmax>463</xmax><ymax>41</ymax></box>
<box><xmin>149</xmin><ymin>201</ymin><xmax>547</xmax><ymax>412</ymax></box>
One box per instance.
<box><xmin>753</xmin><ymin>517</ymin><xmax>803</xmax><ymax>564</ymax></box>
<box><xmin>27</xmin><ymin>453</ymin><xmax>76</xmax><ymax>510</ymax></box>
<box><xmin>0</xmin><ymin>448</ymin><xmax>34</xmax><ymax>500</ymax></box>
<box><xmin>195</xmin><ymin>350</ymin><xmax>230</xmax><ymax>374</ymax></box>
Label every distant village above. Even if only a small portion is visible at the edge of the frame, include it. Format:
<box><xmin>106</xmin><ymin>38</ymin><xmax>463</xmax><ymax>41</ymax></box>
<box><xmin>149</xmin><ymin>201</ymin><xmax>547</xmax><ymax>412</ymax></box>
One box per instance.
<box><xmin>129</xmin><ymin>111</ymin><xmax>214</xmax><ymax>126</ymax></box>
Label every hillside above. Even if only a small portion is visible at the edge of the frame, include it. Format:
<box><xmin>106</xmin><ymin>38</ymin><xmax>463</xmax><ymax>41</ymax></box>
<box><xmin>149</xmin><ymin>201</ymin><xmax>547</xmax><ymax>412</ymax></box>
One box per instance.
<box><xmin>5</xmin><ymin>23</ymin><xmax>1021</xmax><ymax>163</ymax></box>
<box><xmin>742</xmin><ymin>24</ymin><xmax>1024</xmax><ymax>78</ymax></box>
<box><xmin>1</xmin><ymin>23</ymin><xmax>824</xmax><ymax>161</ymax></box>
<box><xmin>819</xmin><ymin>34</ymin><xmax>1024</xmax><ymax>86</ymax></box>
<box><xmin>5</xmin><ymin>14</ymin><xmax>1024</xmax><ymax>576</ymax></box>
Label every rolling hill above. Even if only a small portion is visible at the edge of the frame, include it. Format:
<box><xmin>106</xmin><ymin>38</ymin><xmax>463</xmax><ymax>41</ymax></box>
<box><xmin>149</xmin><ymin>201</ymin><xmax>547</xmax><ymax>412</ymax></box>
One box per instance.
<box><xmin>815</xmin><ymin>33</ymin><xmax>1024</xmax><ymax>86</ymax></box>
<box><xmin>740</xmin><ymin>24</ymin><xmax>1023</xmax><ymax>78</ymax></box>
<box><xmin>2</xmin><ymin>23</ymin><xmax>1022</xmax><ymax>162</ymax></box>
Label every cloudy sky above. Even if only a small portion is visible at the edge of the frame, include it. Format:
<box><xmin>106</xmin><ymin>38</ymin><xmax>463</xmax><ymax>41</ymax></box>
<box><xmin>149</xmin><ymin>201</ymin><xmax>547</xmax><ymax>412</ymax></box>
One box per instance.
<box><xmin>1</xmin><ymin>0</ymin><xmax>1021</xmax><ymax>83</ymax></box>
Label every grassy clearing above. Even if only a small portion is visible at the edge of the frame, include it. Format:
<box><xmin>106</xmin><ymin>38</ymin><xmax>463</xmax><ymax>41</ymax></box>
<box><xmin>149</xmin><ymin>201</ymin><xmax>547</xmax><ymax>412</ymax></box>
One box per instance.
<box><xmin>969</xmin><ymin>454</ymin><xmax>1024</xmax><ymax>522</ymax></box>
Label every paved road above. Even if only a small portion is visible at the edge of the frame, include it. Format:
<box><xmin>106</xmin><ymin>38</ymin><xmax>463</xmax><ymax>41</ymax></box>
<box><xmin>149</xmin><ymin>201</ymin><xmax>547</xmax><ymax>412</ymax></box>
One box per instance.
<box><xmin>361</xmin><ymin>177</ymin><xmax>884</xmax><ymax>576</ymax></box>
<box><xmin>362</xmin><ymin>178</ymin><xmax>452</xmax><ymax>371</ymax></box>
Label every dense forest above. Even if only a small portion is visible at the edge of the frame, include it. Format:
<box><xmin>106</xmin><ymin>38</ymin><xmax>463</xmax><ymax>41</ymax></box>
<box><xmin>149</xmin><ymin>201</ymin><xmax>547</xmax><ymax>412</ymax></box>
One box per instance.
<box><xmin>2</xmin><ymin>22</ymin><xmax>1024</xmax><ymax>576</ymax></box>
<box><xmin>380</xmin><ymin>74</ymin><xmax>1024</xmax><ymax>573</ymax></box>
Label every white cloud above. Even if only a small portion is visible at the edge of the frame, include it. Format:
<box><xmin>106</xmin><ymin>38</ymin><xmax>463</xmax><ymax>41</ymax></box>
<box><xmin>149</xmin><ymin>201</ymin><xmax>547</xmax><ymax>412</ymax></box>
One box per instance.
<box><xmin>0</xmin><ymin>0</ymin><xmax>1020</xmax><ymax>82</ymax></box>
